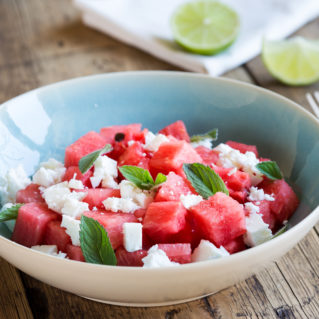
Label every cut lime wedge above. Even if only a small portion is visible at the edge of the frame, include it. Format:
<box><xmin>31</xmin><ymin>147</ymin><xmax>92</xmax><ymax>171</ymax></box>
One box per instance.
<box><xmin>171</xmin><ymin>0</ymin><xmax>240</xmax><ymax>55</ymax></box>
<box><xmin>262</xmin><ymin>37</ymin><xmax>319</xmax><ymax>86</ymax></box>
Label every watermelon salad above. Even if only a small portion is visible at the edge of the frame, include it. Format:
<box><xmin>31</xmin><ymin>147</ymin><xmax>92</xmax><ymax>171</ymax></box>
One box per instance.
<box><xmin>0</xmin><ymin>121</ymin><xmax>299</xmax><ymax>268</ymax></box>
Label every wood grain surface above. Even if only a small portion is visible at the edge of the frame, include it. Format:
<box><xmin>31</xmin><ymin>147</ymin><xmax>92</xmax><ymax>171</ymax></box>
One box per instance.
<box><xmin>0</xmin><ymin>1</ymin><xmax>319</xmax><ymax>318</ymax></box>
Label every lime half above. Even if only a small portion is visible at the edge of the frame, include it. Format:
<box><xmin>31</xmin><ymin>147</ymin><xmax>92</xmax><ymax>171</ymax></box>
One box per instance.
<box><xmin>171</xmin><ymin>0</ymin><xmax>240</xmax><ymax>55</ymax></box>
<box><xmin>262</xmin><ymin>37</ymin><xmax>319</xmax><ymax>86</ymax></box>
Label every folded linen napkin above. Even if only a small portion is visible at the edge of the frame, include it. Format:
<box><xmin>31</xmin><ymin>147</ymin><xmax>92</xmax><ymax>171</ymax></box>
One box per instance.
<box><xmin>74</xmin><ymin>0</ymin><xmax>319</xmax><ymax>76</ymax></box>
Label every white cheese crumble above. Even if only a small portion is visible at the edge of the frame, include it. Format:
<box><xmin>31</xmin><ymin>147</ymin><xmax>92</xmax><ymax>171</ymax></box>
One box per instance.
<box><xmin>31</xmin><ymin>245</ymin><xmax>66</xmax><ymax>258</ymax></box>
<box><xmin>32</xmin><ymin>159</ymin><xmax>66</xmax><ymax>188</ymax></box>
<box><xmin>120</xmin><ymin>180</ymin><xmax>153</xmax><ymax>208</ymax></box>
<box><xmin>61</xmin><ymin>197</ymin><xmax>89</xmax><ymax>218</ymax></box>
<box><xmin>61</xmin><ymin>215</ymin><xmax>81</xmax><ymax>246</ymax></box>
<box><xmin>90</xmin><ymin>155</ymin><xmax>119</xmax><ymax>189</ymax></box>
<box><xmin>180</xmin><ymin>194</ymin><xmax>203</xmax><ymax>209</ymax></box>
<box><xmin>123</xmin><ymin>222</ymin><xmax>143</xmax><ymax>252</ymax></box>
<box><xmin>191</xmin><ymin>138</ymin><xmax>212</xmax><ymax>149</ymax></box>
<box><xmin>103</xmin><ymin>197</ymin><xmax>139</xmax><ymax>213</ymax></box>
<box><xmin>0</xmin><ymin>165</ymin><xmax>31</xmax><ymax>204</ymax></box>
<box><xmin>244</xmin><ymin>202</ymin><xmax>260</xmax><ymax>214</ymax></box>
<box><xmin>244</xmin><ymin>212</ymin><xmax>272</xmax><ymax>247</ymax></box>
<box><xmin>191</xmin><ymin>240</ymin><xmax>229</xmax><ymax>262</ymax></box>
<box><xmin>214</xmin><ymin>143</ymin><xmax>263</xmax><ymax>185</ymax></box>
<box><xmin>142</xmin><ymin>245</ymin><xmax>180</xmax><ymax>268</ymax></box>
<box><xmin>248</xmin><ymin>186</ymin><xmax>275</xmax><ymax>202</ymax></box>
<box><xmin>143</xmin><ymin>131</ymin><xmax>169</xmax><ymax>152</ymax></box>
<box><xmin>68</xmin><ymin>177</ymin><xmax>85</xmax><ymax>190</ymax></box>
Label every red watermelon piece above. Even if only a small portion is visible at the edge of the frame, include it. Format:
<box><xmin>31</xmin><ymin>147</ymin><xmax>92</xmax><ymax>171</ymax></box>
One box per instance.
<box><xmin>157</xmin><ymin>243</ymin><xmax>191</xmax><ymax>264</ymax></box>
<box><xmin>100</xmin><ymin>124</ymin><xmax>142</xmax><ymax>144</ymax></box>
<box><xmin>143</xmin><ymin>201</ymin><xmax>187</xmax><ymax>242</ymax></box>
<box><xmin>118</xmin><ymin>142</ymin><xmax>150</xmax><ymax>170</ymax></box>
<box><xmin>12</xmin><ymin>203</ymin><xmax>59</xmax><ymax>247</ymax></box>
<box><xmin>254</xmin><ymin>200</ymin><xmax>277</xmax><ymax>231</ymax></box>
<box><xmin>149</xmin><ymin>140</ymin><xmax>202</xmax><ymax>176</ymax></box>
<box><xmin>82</xmin><ymin>188</ymin><xmax>120</xmax><ymax>210</ymax></box>
<box><xmin>226</xmin><ymin>141</ymin><xmax>259</xmax><ymax>157</ymax></box>
<box><xmin>223</xmin><ymin>236</ymin><xmax>246</xmax><ymax>254</ymax></box>
<box><xmin>16</xmin><ymin>183</ymin><xmax>44</xmax><ymax>204</ymax></box>
<box><xmin>62</xmin><ymin>166</ymin><xmax>93</xmax><ymax>188</ymax></box>
<box><xmin>159</xmin><ymin>120</ymin><xmax>190</xmax><ymax>142</ymax></box>
<box><xmin>189</xmin><ymin>192</ymin><xmax>246</xmax><ymax>246</ymax></box>
<box><xmin>116</xmin><ymin>247</ymin><xmax>147</xmax><ymax>267</ymax></box>
<box><xmin>66</xmin><ymin>244</ymin><xmax>85</xmax><ymax>262</ymax></box>
<box><xmin>155</xmin><ymin>172</ymin><xmax>193</xmax><ymax>202</ymax></box>
<box><xmin>262</xmin><ymin>179</ymin><xmax>299</xmax><ymax>223</ymax></box>
<box><xmin>43</xmin><ymin>220</ymin><xmax>71</xmax><ymax>252</ymax></box>
<box><xmin>64</xmin><ymin>131</ymin><xmax>106</xmax><ymax>167</ymax></box>
<box><xmin>195</xmin><ymin>146</ymin><xmax>219</xmax><ymax>165</ymax></box>
<box><xmin>84</xmin><ymin>210</ymin><xmax>138</xmax><ymax>249</ymax></box>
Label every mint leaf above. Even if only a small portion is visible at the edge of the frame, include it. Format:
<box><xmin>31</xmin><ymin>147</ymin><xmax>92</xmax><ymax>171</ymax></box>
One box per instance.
<box><xmin>256</xmin><ymin>161</ymin><xmax>283</xmax><ymax>180</ymax></box>
<box><xmin>0</xmin><ymin>204</ymin><xmax>23</xmax><ymax>222</ymax></box>
<box><xmin>271</xmin><ymin>224</ymin><xmax>288</xmax><ymax>239</ymax></box>
<box><xmin>190</xmin><ymin>128</ymin><xmax>218</xmax><ymax>143</ymax></box>
<box><xmin>79</xmin><ymin>144</ymin><xmax>112</xmax><ymax>174</ymax></box>
<box><xmin>80</xmin><ymin>215</ymin><xmax>116</xmax><ymax>265</ymax></box>
<box><xmin>183</xmin><ymin>163</ymin><xmax>229</xmax><ymax>199</ymax></box>
<box><xmin>119</xmin><ymin>165</ymin><xmax>166</xmax><ymax>190</ymax></box>
<box><xmin>154</xmin><ymin>173</ymin><xmax>167</xmax><ymax>186</ymax></box>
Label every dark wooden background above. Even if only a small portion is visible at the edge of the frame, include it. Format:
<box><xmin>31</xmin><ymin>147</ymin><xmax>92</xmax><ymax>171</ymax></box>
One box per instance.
<box><xmin>1</xmin><ymin>1</ymin><xmax>319</xmax><ymax>318</ymax></box>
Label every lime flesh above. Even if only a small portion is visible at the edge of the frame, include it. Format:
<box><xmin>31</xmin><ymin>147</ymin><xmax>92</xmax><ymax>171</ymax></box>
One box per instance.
<box><xmin>262</xmin><ymin>37</ymin><xmax>319</xmax><ymax>86</ymax></box>
<box><xmin>171</xmin><ymin>0</ymin><xmax>240</xmax><ymax>55</ymax></box>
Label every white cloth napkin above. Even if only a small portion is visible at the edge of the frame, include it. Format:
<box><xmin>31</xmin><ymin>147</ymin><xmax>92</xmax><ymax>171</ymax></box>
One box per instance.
<box><xmin>74</xmin><ymin>0</ymin><xmax>319</xmax><ymax>76</ymax></box>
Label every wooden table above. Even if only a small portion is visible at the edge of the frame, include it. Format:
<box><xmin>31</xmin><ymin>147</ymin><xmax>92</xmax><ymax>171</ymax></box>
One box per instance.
<box><xmin>1</xmin><ymin>1</ymin><xmax>319</xmax><ymax>318</ymax></box>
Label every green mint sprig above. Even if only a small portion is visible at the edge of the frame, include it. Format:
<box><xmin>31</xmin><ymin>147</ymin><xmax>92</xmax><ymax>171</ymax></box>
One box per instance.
<box><xmin>190</xmin><ymin>128</ymin><xmax>218</xmax><ymax>143</ymax></box>
<box><xmin>256</xmin><ymin>161</ymin><xmax>283</xmax><ymax>180</ymax></box>
<box><xmin>80</xmin><ymin>215</ymin><xmax>117</xmax><ymax>265</ymax></box>
<box><xmin>0</xmin><ymin>204</ymin><xmax>23</xmax><ymax>222</ymax></box>
<box><xmin>271</xmin><ymin>224</ymin><xmax>288</xmax><ymax>239</ymax></box>
<box><xmin>119</xmin><ymin>165</ymin><xmax>166</xmax><ymax>190</ymax></box>
<box><xmin>78</xmin><ymin>144</ymin><xmax>112</xmax><ymax>174</ymax></box>
<box><xmin>183</xmin><ymin>163</ymin><xmax>229</xmax><ymax>199</ymax></box>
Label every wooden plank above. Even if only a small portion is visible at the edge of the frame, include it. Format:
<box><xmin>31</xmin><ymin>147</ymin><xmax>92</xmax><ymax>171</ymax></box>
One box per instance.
<box><xmin>0</xmin><ymin>258</ymin><xmax>33</xmax><ymax>319</ymax></box>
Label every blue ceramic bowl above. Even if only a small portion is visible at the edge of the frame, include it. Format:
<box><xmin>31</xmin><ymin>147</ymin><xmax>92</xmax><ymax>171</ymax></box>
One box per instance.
<box><xmin>0</xmin><ymin>71</ymin><xmax>318</xmax><ymax>306</ymax></box>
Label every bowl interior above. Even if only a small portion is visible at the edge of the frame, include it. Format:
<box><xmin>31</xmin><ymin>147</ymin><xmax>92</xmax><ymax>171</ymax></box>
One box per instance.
<box><xmin>1</xmin><ymin>72</ymin><xmax>319</xmax><ymax>238</ymax></box>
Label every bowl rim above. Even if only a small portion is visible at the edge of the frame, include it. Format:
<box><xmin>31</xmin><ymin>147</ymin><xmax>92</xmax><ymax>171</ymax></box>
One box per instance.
<box><xmin>1</xmin><ymin>70</ymin><xmax>319</xmax><ymax>272</ymax></box>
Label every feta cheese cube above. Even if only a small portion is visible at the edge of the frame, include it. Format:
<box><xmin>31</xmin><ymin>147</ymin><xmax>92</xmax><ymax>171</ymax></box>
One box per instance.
<box><xmin>191</xmin><ymin>240</ymin><xmax>229</xmax><ymax>262</ymax></box>
<box><xmin>102</xmin><ymin>197</ymin><xmax>139</xmax><ymax>213</ymax></box>
<box><xmin>90</xmin><ymin>155</ymin><xmax>118</xmax><ymax>189</ymax></box>
<box><xmin>180</xmin><ymin>194</ymin><xmax>203</xmax><ymax>209</ymax></box>
<box><xmin>142</xmin><ymin>245</ymin><xmax>180</xmax><ymax>268</ymax></box>
<box><xmin>120</xmin><ymin>180</ymin><xmax>153</xmax><ymax>208</ymax></box>
<box><xmin>31</xmin><ymin>245</ymin><xmax>67</xmax><ymax>258</ymax></box>
<box><xmin>123</xmin><ymin>222</ymin><xmax>143</xmax><ymax>252</ymax></box>
<box><xmin>144</xmin><ymin>131</ymin><xmax>169</xmax><ymax>152</ymax></box>
<box><xmin>42</xmin><ymin>182</ymin><xmax>71</xmax><ymax>213</ymax></box>
<box><xmin>191</xmin><ymin>138</ymin><xmax>213</xmax><ymax>149</ymax></box>
<box><xmin>244</xmin><ymin>202</ymin><xmax>260</xmax><ymax>214</ymax></box>
<box><xmin>0</xmin><ymin>165</ymin><xmax>31</xmax><ymax>204</ymax></box>
<box><xmin>244</xmin><ymin>212</ymin><xmax>272</xmax><ymax>247</ymax></box>
<box><xmin>61</xmin><ymin>197</ymin><xmax>89</xmax><ymax>218</ymax></box>
<box><xmin>61</xmin><ymin>215</ymin><xmax>81</xmax><ymax>246</ymax></box>
<box><xmin>248</xmin><ymin>186</ymin><xmax>275</xmax><ymax>202</ymax></box>
<box><xmin>68</xmin><ymin>178</ymin><xmax>85</xmax><ymax>190</ymax></box>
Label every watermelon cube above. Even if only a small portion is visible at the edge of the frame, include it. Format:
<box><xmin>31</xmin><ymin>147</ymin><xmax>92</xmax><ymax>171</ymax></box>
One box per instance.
<box><xmin>189</xmin><ymin>192</ymin><xmax>246</xmax><ymax>246</ymax></box>
<box><xmin>195</xmin><ymin>146</ymin><xmax>219</xmax><ymax>165</ymax></box>
<box><xmin>12</xmin><ymin>203</ymin><xmax>59</xmax><ymax>247</ymax></box>
<box><xmin>62</xmin><ymin>166</ymin><xmax>93</xmax><ymax>188</ymax></box>
<box><xmin>254</xmin><ymin>200</ymin><xmax>277</xmax><ymax>231</ymax></box>
<box><xmin>157</xmin><ymin>243</ymin><xmax>191</xmax><ymax>264</ymax></box>
<box><xmin>84</xmin><ymin>210</ymin><xmax>138</xmax><ymax>249</ymax></box>
<box><xmin>118</xmin><ymin>142</ymin><xmax>150</xmax><ymax>170</ymax></box>
<box><xmin>226</xmin><ymin>141</ymin><xmax>259</xmax><ymax>157</ymax></box>
<box><xmin>155</xmin><ymin>172</ymin><xmax>193</xmax><ymax>202</ymax></box>
<box><xmin>82</xmin><ymin>188</ymin><xmax>120</xmax><ymax>210</ymax></box>
<box><xmin>159</xmin><ymin>121</ymin><xmax>190</xmax><ymax>142</ymax></box>
<box><xmin>149</xmin><ymin>140</ymin><xmax>202</xmax><ymax>176</ymax></box>
<box><xmin>262</xmin><ymin>180</ymin><xmax>299</xmax><ymax>223</ymax></box>
<box><xmin>16</xmin><ymin>183</ymin><xmax>44</xmax><ymax>204</ymax></box>
<box><xmin>66</xmin><ymin>244</ymin><xmax>85</xmax><ymax>262</ymax></box>
<box><xmin>223</xmin><ymin>236</ymin><xmax>246</xmax><ymax>254</ymax></box>
<box><xmin>116</xmin><ymin>247</ymin><xmax>147</xmax><ymax>267</ymax></box>
<box><xmin>64</xmin><ymin>131</ymin><xmax>106</xmax><ymax>167</ymax></box>
<box><xmin>43</xmin><ymin>220</ymin><xmax>71</xmax><ymax>252</ymax></box>
<box><xmin>100</xmin><ymin>124</ymin><xmax>142</xmax><ymax>144</ymax></box>
<box><xmin>143</xmin><ymin>201</ymin><xmax>187</xmax><ymax>242</ymax></box>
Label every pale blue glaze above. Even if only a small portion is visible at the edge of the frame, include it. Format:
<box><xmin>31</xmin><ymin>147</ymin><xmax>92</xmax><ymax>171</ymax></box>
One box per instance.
<box><xmin>1</xmin><ymin>71</ymin><xmax>318</xmax><ymax>238</ymax></box>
